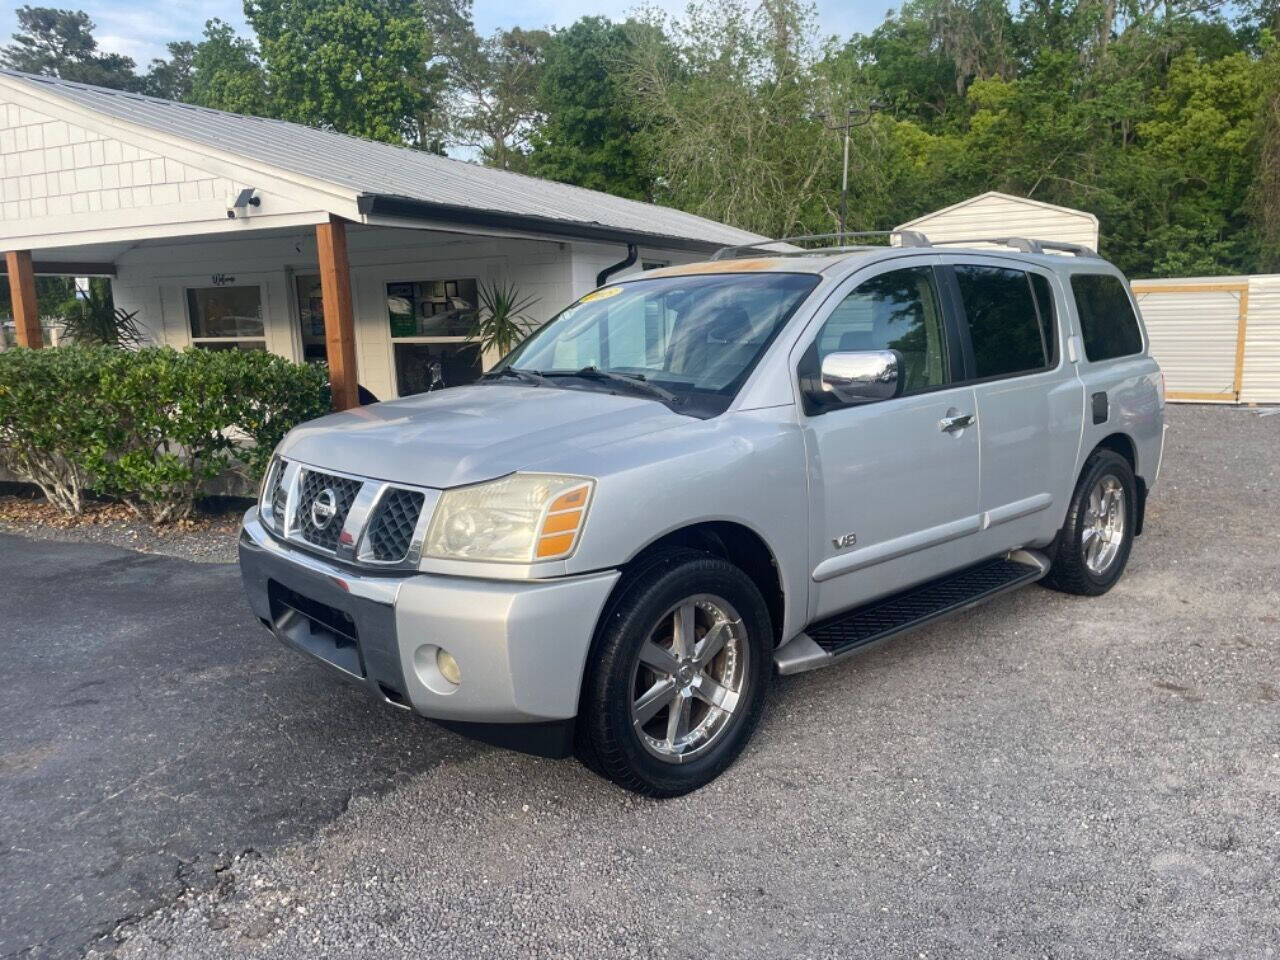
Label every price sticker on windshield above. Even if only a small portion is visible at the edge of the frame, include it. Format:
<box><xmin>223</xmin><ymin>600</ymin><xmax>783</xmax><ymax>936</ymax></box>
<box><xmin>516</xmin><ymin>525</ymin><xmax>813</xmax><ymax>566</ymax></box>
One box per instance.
<box><xmin>580</xmin><ymin>286</ymin><xmax>623</xmax><ymax>303</ymax></box>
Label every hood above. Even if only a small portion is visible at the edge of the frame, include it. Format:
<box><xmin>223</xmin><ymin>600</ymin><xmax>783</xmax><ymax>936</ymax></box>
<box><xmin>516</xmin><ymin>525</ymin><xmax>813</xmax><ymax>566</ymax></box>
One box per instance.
<box><xmin>279</xmin><ymin>384</ymin><xmax>685</xmax><ymax>488</ymax></box>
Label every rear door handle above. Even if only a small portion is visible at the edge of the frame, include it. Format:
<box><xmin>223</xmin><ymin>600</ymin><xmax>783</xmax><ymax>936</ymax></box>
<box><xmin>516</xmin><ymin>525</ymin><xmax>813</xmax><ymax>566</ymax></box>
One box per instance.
<box><xmin>940</xmin><ymin>413</ymin><xmax>975</xmax><ymax>433</ymax></box>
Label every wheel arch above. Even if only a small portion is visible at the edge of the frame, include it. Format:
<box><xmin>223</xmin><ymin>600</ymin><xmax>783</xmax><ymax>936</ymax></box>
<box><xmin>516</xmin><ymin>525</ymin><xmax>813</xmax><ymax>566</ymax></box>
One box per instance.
<box><xmin>601</xmin><ymin>521</ymin><xmax>787</xmax><ymax>647</ymax></box>
<box><xmin>1083</xmin><ymin>431</ymin><xmax>1147</xmax><ymax>536</ymax></box>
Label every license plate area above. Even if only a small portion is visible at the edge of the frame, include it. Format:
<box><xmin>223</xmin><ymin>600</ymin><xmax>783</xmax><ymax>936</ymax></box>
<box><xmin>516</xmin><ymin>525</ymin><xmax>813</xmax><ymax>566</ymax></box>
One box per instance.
<box><xmin>268</xmin><ymin>580</ymin><xmax>365</xmax><ymax>679</ymax></box>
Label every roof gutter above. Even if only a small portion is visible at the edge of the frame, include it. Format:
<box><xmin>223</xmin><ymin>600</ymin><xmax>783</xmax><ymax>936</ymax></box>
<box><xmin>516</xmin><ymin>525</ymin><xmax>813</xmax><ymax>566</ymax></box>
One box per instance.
<box><xmin>596</xmin><ymin>243</ymin><xmax>638</xmax><ymax>288</ymax></box>
<box><xmin>356</xmin><ymin>194</ymin><xmax>732</xmax><ymax>255</ymax></box>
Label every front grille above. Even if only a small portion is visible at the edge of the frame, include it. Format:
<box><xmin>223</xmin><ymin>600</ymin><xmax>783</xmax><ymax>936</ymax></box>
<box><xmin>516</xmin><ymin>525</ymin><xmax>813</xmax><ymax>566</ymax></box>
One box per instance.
<box><xmin>296</xmin><ymin>469</ymin><xmax>362</xmax><ymax>552</ymax></box>
<box><xmin>365</xmin><ymin>488</ymin><xmax>425</xmax><ymax>562</ymax></box>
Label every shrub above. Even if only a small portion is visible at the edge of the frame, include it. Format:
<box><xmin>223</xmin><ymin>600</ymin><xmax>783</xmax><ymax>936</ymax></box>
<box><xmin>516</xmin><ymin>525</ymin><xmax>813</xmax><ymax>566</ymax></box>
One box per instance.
<box><xmin>0</xmin><ymin>345</ymin><xmax>330</xmax><ymax>524</ymax></box>
<box><xmin>0</xmin><ymin>345</ymin><xmax>114</xmax><ymax>514</ymax></box>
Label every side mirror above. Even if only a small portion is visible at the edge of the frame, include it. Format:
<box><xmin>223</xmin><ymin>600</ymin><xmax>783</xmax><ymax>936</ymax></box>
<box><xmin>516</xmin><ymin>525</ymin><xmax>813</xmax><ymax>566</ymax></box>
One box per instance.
<box><xmin>819</xmin><ymin>350</ymin><xmax>903</xmax><ymax>405</ymax></box>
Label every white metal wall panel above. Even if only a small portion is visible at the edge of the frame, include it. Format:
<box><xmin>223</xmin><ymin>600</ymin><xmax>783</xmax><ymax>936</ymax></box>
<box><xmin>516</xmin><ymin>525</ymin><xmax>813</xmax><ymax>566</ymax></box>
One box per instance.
<box><xmin>1133</xmin><ymin>285</ymin><xmax>1242</xmax><ymax>400</ymax></box>
<box><xmin>1242</xmin><ymin>277</ymin><xmax>1280</xmax><ymax>404</ymax></box>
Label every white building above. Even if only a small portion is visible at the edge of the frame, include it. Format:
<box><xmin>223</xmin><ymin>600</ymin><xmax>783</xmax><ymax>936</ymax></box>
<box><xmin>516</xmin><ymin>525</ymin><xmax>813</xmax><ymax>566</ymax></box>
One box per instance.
<box><xmin>0</xmin><ymin>69</ymin><xmax>761</xmax><ymax>404</ymax></box>
<box><xmin>895</xmin><ymin>191</ymin><xmax>1100</xmax><ymax>252</ymax></box>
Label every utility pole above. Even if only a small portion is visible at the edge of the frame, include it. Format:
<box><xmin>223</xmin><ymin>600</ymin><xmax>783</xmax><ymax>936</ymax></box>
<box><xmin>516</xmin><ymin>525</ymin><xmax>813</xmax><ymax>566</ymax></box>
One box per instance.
<box><xmin>817</xmin><ymin>102</ymin><xmax>882</xmax><ymax>243</ymax></box>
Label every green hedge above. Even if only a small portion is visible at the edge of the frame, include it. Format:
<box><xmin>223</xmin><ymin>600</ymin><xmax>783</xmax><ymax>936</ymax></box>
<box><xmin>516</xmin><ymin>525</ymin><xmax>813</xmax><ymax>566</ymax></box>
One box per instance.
<box><xmin>0</xmin><ymin>346</ymin><xmax>330</xmax><ymax>524</ymax></box>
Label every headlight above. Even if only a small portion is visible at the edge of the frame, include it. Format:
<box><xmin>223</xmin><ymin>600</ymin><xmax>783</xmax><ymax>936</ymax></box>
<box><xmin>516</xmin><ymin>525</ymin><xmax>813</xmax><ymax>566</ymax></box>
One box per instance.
<box><xmin>424</xmin><ymin>473</ymin><xmax>594</xmax><ymax>563</ymax></box>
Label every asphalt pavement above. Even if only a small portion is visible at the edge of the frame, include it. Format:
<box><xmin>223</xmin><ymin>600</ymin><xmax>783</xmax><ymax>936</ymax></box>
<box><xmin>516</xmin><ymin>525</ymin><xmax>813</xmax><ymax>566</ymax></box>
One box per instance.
<box><xmin>2</xmin><ymin>404</ymin><xmax>1277</xmax><ymax>959</ymax></box>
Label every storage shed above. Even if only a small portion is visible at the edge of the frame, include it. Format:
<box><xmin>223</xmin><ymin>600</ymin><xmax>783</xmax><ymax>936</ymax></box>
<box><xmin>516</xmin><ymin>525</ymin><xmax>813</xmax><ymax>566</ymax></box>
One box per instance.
<box><xmin>895</xmin><ymin>192</ymin><xmax>1100</xmax><ymax>251</ymax></box>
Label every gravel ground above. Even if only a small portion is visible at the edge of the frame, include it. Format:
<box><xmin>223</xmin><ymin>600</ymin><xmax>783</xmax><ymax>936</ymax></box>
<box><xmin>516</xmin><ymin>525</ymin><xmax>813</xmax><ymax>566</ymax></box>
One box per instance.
<box><xmin>16</xmin><ymin>405</ymin><xmax>1280</xmax><ymax>959</ymax></box>
<box><xmin>0</xmin><ymin>495</ymin><xmax>244</xmax><ymax>563</ymax></box>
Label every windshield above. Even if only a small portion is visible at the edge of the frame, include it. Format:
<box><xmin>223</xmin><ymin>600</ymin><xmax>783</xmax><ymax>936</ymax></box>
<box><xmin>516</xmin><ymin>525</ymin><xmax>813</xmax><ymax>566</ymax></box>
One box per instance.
<box><xmin>497</xmin><ymin>272</ymin><xmax>820</xmax><ymax>417</ymax></box>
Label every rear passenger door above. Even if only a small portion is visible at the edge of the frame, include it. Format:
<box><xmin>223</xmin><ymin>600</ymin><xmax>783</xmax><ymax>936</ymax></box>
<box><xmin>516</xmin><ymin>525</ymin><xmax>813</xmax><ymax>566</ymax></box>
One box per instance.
<box><xmin>939</xmin><ymin>256</ymin><xmax>1084</xmax><ymax>556</ymax></box>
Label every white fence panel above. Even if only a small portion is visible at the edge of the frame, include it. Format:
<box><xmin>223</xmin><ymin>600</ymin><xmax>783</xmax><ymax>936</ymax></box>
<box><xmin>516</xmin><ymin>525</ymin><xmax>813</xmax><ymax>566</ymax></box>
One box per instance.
<box><xmin>1242</xmin><ymin>277</ymin><xmax>1280</xmax><ymax>405</ymax></box>
<box><xmin>1132</xmin><ymin>283</ymin><xmax>1243</xmax><ymax>402</ymax></box>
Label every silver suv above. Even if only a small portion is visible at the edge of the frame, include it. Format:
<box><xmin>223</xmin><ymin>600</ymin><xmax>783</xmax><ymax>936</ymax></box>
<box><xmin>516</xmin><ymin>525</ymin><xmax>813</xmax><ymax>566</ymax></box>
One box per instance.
<box><xmin>239</xmin><ymin>235</ymin><xmax>1165</xmax><ymax>796</ymax></box>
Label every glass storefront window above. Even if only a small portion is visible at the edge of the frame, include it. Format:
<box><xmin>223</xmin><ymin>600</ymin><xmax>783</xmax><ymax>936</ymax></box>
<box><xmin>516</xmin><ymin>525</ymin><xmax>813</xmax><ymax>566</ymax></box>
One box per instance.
<box><xmin>294</xmin><ymin>274</ymin><xmax>328</xmax><ymax>363</ymax></box>
<box><xmin>187</xmin><ymin>285</ymin><xmax>265</xmax><ymax>350</ymax></box>
<box><xmin>387</xmin><ymin>278</ymin><xmax>482</xmax><ymax>394</ymax></box>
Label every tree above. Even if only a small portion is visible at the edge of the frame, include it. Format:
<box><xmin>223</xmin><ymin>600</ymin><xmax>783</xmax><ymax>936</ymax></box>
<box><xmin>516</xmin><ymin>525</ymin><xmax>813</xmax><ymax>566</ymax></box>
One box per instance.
<box><xmin>525</xmin><ymin>17</ymin><xmax>656</xmax><ymax>200</ymax></box>
<box><xmin>0</xmin><ymin>6</ymin><xmax>138</xmax><ymax>89</ymax></box>
<box><xmin>245</xmin><ymin>0</ymin><xmax>437</xmax><ymax>145</ymax></box>
<box><xmin>142</xmin><ymin>41</ymin><xmax>195</xmax><ymax>101</ymax></box>
<box><xmin>425</xmin><ymin>0</ymin><xmax>548</xmax><ymax>165</ymax></box>
<box><xmin>189</xmin><ymin>19</ymin><xmax>271</xmax><ymax>116</ymax></box>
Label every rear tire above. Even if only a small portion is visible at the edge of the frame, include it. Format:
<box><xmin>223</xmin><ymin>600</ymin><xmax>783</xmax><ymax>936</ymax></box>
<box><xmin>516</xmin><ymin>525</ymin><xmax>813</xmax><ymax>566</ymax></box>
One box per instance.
<box><xmin>1042</xmin><ymin>449</ymin><xmax>1136</xmax><ymax>596</ymax></box>
<box><xmin>576</xmin><ymin>549</ymin><xmax>771</xmax><ymax>797</ymax></box>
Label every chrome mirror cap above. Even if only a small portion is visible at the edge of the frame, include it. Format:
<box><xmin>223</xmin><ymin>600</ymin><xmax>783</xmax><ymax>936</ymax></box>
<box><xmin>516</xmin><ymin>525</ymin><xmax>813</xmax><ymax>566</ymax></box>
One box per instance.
<box><xmin>819</xmin><ymin>349</ymin><xmax>903</xmax><ymax>405</ymax></box>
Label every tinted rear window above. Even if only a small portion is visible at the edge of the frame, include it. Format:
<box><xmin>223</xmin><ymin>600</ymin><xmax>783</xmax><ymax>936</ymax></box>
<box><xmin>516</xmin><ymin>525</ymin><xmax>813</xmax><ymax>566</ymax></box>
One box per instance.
<box><xmin>1070</xmin><ymin>274</ymin><xmax>1143</xmax><ymax>361</ymax></box>
<box><xmin>954</xmin><ymin>265</ymin><xmax>1052</xmax><ymax>379</ymax></box>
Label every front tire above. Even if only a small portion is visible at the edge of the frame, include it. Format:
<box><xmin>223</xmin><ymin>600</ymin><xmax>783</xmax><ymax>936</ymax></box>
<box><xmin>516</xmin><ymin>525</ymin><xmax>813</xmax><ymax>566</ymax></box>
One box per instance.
<box><xmin>1042</xmin><ymin>449</ymin><xmax>1136</xmax><ymax>596</ymax></box>
<box><xmin>577</xmin><ymin>550</ymin><xmax>771</xmax><ymax>797</ymax></box>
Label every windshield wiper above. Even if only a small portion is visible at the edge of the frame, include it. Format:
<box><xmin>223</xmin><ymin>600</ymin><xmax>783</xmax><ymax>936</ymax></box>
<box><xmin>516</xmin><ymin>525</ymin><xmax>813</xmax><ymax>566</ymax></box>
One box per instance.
<box><xmin>544</xmin><ymin>366</ymin><xmax>682</xmax><ymax>406</ymax></box>
<box><xmin>481</xmin><ymin>367</ymin><xmax>553</xmax><ymax>386</ymax></box>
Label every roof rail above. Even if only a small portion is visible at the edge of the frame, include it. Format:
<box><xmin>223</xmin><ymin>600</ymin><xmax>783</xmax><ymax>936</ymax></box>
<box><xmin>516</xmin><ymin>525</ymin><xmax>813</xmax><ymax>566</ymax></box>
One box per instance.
<box><xmin>926</xmin><ymin>236</ymin><xmax>1100</xmax><ymax>258</ymax></box>
<box><xmin>710</xmin><ymin>229</ymin><xmax>932</xmax><ymax>261</ymax></box>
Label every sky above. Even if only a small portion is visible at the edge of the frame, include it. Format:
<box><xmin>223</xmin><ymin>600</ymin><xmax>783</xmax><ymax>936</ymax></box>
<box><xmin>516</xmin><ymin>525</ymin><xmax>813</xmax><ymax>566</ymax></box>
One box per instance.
<box><xmin>0</xmin><ymin>0</ymin><xmax>891</xmax><ymax>68</ymax></box>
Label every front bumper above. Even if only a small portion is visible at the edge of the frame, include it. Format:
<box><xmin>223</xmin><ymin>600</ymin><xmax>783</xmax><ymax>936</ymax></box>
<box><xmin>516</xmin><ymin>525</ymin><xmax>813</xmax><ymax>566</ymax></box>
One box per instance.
<box><xmin>238</xmin><ymin>509</ymin><xmax>620</xmax><ymax>748</ymax></box>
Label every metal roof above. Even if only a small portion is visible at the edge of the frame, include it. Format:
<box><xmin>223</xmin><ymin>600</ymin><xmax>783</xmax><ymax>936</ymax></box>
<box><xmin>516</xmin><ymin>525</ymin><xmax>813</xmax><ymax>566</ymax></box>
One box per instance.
<box><xmin>0</xmin><ymin>70</ymin><xmax>764</xmax><ymax>251</ymax></box>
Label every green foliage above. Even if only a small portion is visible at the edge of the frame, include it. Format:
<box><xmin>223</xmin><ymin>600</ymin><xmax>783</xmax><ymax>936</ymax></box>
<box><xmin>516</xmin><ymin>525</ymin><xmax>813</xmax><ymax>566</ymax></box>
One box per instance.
<box><xmin>525</xmin><ymin>17</ymin><xmax>655</xmax><ymax>200</ymax></box>
<box><xmin>0</xmin><ymin>347</ymin><xmax>329</xmax><ymax>523</ymax></box>
<box><xmin>0</xmin><ymin>6</ymin><xmax>138</xmax><ymax>89</ymax></box>
<box><xmin>246</xmin><ymin>0</ymin><xmax>436</xmax><ymax>145</ymax></box>
<box><xmin>0</xmin><ymin>345</ymin><xmax>110</xmax><ymax>514</ymax></box>
<box><xmin>470</xmin><ymin>281</ymin><xmax>539</xmax><ymax>357</ymax></box>
<box><xmin>430</xmin><ymin>4</ymin><xmax>549</xmax><ymax>170</ymax></box>
<box><xmin>57</xmin><ymin>279</ymin><xmax>145</xmax><ymax>348</ymax></box>
<box><xmin>188</xmin><ymin>20</ymin><xmax>271</xmax><ymax>116</ymax></box>
<box><xmin>142</xmin><ymin>41</ymin><xmax>195</xmax><ymax>101</ymax></box>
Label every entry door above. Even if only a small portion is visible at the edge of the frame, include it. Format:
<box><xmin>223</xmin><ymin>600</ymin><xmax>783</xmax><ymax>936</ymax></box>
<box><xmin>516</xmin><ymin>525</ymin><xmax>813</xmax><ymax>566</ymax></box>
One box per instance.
<box><xmin>940</xmin><ymin>257</ymin><xmax>1083</xmax><ymax>557</ymax></box>
<box><xmin>796</xmin><ymin>260</ymin><xmax>982</xmax><ymax>622</ymax></box>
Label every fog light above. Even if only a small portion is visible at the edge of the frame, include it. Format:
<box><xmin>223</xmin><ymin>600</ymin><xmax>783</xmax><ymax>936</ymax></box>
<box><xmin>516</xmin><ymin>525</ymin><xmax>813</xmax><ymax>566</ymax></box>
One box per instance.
<box><xmin>436</xmin><ymin>648</ymin><xmax>461</xmax><ymax>686</ymax></box>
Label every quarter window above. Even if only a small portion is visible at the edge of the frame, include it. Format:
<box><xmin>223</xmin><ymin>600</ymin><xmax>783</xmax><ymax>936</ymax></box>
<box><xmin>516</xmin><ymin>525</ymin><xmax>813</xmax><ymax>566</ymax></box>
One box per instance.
<box><xmin>1070</xmin><ymin>273</ymin><xmax>1143</xmax><ymax>361</ymax></box>
<box><xmin>955</xmin><ymin>265</ymin><xmax>1052</xmax><ymax>378</ymax></box>
<box><xmin>186</xmin><ymin>285</ymin><xmax>265</xmax><ymax>351</ymax></box>
<box><xmin>815</xmin><ymin>266</ymin><xmax>950</xmax><ymax>393</ymax></box>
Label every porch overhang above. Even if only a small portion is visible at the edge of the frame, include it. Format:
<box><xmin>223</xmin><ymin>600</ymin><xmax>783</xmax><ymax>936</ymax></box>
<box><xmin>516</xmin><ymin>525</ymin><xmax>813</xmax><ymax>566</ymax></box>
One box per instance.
<box><xmin>355</xmin><ymin>194</ymin><xmax>726</xmax><ymax>255</ymax></box>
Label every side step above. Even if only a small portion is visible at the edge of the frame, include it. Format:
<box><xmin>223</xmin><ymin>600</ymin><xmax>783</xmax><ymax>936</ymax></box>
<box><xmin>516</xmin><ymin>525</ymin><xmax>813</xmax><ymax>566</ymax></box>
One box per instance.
<box><xmin>774</xmin><ymin>550</ymin><xmax>1050</xmax><ymax>676</ymax></box>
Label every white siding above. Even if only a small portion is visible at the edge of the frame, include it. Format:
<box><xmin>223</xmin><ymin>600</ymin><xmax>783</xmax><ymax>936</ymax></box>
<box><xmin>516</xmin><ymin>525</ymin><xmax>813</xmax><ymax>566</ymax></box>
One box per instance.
<box><xmin>0</xmin><ymin>98</ymin><xmax>237</xmax><ymax>224</ymax></box>
<box><xmin>1133</xmin><ymin>284</ymin><xmax>1243</xmax><ymax>400</ymax></box>
<box><xmin>896</xmin><ymin>192</ymin><xmax>1099</xmax><ymax>251</ymax></box>
<box><xmin>1128</xmin><ymin>274</ymin><xmax>1280</xmax><ymax>405</ymax></box>
<box><xmin>1241</xmin><ymin>276</ymin><xmax>1280</xmax><ymax>405</ymax></box>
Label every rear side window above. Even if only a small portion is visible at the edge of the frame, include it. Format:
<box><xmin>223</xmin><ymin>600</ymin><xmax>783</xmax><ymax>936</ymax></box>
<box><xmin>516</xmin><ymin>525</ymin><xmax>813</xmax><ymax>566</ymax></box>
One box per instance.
<box><xmin>1071</xmin><ymin>273</ymin><xmax>1143</xmax><ymax>361</ymax></box>
<box><xmin>954</xmin><ymin>265</ymin><xmax>1053</xmax><ymax>379</ymax></box>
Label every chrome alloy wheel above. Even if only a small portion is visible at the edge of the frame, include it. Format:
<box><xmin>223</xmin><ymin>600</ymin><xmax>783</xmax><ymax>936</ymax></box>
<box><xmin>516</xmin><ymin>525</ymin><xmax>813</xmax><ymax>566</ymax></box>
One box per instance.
<box><xmin>629</xmin><ymin>594</ymin><xmax>749</xmax><ymax>764</ymax></box>
<box><xmin>1083</xmin><ymin>474</ymin><xmax>1126</xmax><ymax>575</ymax></box>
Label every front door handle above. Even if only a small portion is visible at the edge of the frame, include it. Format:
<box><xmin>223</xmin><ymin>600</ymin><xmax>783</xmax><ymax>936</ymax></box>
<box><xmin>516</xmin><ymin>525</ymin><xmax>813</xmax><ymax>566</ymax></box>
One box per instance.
<box><xmin>940</xmin><ymin>413</ymin><xmax>975</xmax><ymax>433</ymax></box>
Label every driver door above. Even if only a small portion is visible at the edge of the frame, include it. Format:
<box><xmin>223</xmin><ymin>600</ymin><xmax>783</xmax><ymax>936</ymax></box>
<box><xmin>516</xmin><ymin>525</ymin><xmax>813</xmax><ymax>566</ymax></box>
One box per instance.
<box><xmin>795</xmin><ymin>259</ymin><xmax>982</xmax><ymax>622</ymax></box>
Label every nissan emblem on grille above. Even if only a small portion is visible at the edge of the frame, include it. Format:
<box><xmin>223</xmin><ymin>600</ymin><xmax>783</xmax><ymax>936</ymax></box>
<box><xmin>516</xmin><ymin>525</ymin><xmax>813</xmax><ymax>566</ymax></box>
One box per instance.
<box><xmin>310</xmin><ymin>489</ymin><xmax>338</xmax><ymax>530</ymax></box>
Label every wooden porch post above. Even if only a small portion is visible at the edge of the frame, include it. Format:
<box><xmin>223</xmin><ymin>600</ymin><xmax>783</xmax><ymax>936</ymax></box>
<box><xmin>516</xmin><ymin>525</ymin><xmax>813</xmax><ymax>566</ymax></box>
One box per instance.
<box><xmin>5</xmin><ymin>250</ymin><xmax>42</xmax><ymax>348</ymax></box>
<box><xmin>315</xmin><ymin>216</ymin><xmax>359</xmax><ymax>411</ymax></box>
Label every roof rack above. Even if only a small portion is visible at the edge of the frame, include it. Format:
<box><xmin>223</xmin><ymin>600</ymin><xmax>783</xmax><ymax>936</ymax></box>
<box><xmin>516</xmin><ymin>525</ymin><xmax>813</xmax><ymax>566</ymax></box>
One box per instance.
<box><xmin>710</xmin><ymin>230</ymin><xmax>931</xmax><ymax>261</ymax></box>
<box><xmin>925</xmin><ymin>236</ymin><xmax>1100</xmax><ymax>258</ymax></box>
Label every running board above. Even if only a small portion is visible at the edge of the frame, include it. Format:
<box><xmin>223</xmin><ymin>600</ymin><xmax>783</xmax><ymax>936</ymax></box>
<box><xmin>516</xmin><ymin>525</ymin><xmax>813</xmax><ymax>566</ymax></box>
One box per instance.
<box><xmin>774</xmin><ymin>550</ymin><xmax>1050</xmax><ymax>676</ymax></box>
